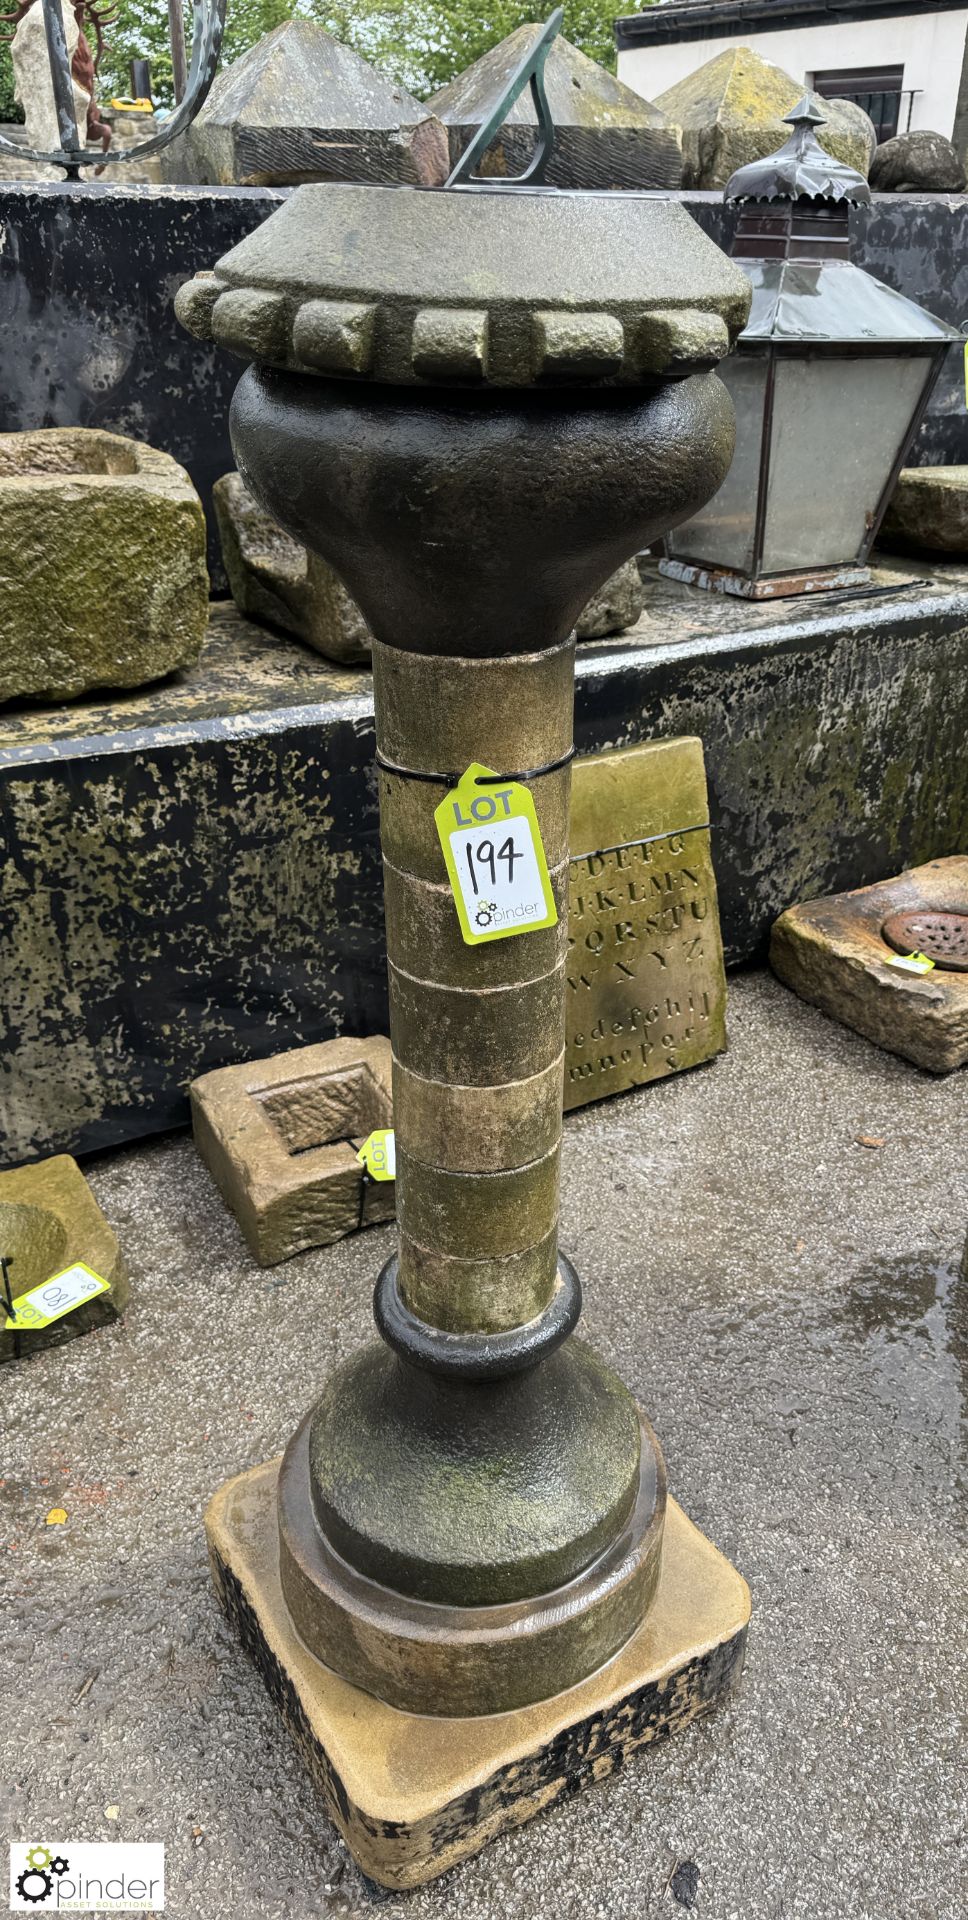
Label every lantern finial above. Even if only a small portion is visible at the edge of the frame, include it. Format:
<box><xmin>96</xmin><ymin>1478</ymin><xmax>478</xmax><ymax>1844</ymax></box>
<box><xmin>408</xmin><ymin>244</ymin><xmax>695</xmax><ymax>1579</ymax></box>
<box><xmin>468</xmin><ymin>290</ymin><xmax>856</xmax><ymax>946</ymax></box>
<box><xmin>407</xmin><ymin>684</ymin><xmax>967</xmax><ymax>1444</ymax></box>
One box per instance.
<box><xmin>725</xmin><ymin>94</ymin><xmax>871</xmax><ymax>208</ymax></box>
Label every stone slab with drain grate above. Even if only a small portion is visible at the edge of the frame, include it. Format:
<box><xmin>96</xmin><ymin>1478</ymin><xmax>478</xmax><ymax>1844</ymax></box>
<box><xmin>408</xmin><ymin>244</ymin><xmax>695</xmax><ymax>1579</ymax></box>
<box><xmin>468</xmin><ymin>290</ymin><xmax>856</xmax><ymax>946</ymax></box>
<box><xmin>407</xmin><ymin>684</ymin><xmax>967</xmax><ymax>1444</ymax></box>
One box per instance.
<box><xmin>769</xmin><ymin>856</ymin><xmax>968</xmax><ymax>1073</ymax></box>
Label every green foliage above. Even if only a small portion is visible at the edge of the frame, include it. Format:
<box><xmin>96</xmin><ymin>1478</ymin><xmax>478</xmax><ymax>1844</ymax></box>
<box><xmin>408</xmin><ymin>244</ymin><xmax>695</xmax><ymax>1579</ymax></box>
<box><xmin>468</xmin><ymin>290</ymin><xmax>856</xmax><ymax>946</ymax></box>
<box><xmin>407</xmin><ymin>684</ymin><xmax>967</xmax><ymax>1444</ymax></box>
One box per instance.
<box><xmin>305</xmin><ymin>0</ymin><xmax>630</xmax><ymax>96</ymax></box>
<box><xmin>0</xmin><ymin>33</ymin><xmax>20</xmax><ymax>122</ymax></box>
<box><xmin>0</xmin><ymin>0</ymin><xmax>654</xmax><ymax>133</ymax></box>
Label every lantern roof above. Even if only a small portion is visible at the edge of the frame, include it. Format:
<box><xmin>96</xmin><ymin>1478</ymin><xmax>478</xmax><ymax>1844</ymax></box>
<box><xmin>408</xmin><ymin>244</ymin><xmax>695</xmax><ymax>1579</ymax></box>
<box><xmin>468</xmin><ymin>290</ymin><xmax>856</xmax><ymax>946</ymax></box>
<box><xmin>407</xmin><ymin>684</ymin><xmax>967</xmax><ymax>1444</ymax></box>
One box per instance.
<box><xmin>740</xmin><ymin>259</ymin><xmax>961</xmax><ymax>346</ymax></box>
<box><xmin>725</xmin><ymin>97</ymin><xmax>871</xmax><ymax>208</ymax></box>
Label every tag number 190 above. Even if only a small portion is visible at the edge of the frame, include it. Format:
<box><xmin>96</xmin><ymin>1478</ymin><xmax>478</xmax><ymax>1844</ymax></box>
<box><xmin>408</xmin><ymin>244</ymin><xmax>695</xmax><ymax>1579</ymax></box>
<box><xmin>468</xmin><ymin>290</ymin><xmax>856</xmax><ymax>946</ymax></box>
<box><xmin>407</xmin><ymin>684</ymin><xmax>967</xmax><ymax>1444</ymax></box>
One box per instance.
<box><xmin>465</xmin><ymin>835</ymin><xmax>520</xmax><ymax>895</ymax></box>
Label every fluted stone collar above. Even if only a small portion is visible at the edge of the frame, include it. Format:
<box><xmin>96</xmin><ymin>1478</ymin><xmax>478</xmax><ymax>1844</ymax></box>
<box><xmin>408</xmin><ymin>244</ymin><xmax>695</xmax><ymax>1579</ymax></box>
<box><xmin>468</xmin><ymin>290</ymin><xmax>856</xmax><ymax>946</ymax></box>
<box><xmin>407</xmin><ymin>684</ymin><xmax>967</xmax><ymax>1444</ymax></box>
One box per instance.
<box><xmin>175</xmin><ymin>179</ymin><xmax>751</xmax><ymax>387</ymax></box>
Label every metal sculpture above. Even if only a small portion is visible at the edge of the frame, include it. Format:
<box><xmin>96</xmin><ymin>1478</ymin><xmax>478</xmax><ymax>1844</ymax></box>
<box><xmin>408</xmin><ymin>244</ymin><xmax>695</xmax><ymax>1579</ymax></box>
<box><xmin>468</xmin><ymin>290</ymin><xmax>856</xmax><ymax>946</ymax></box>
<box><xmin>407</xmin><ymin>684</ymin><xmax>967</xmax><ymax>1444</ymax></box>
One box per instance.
<box><xmin>0</xmin><ymin>0</ymin><xmax>224</xmax><ymax>175</ymax></box>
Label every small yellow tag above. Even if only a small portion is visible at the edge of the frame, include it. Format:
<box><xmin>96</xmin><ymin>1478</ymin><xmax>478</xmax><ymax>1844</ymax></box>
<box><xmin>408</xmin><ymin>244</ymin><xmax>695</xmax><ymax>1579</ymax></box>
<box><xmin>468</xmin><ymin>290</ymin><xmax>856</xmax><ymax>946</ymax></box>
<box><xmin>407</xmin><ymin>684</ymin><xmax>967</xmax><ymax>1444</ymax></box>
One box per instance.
<box><xmin>885</xmin><ymin>949</ymin><xmax>935</xmax><ymax>974</ymax></box>
<box><xmin>4</xmin><ymin>1261</ymin><xmax>109</xmax><ymax>1331</ymax></box>
<box><xmin>357</xmin><ymin>1129</ymin><xmax>396</xmax><ymax>1181</ymax></box>
<box><xmin>433</xmin><ymin>763</ymin><xmax>558</xmax><ymax>946</ymax></box>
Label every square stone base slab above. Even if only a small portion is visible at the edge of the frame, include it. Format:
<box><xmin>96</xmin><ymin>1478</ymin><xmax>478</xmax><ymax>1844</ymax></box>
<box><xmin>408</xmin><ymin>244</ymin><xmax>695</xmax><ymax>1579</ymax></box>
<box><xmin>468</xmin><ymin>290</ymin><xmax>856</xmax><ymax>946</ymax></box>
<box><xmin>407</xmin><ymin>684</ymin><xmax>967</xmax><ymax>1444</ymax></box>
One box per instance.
<box><xmin>770</xmin><ymin>856</ymin><xmax>968</xmax><ymax>1073</ymax></box>
<box><xmin>205</xmin><ymin>1457</ymin><xmax>750</xmax><ymax>1891</ymax></box>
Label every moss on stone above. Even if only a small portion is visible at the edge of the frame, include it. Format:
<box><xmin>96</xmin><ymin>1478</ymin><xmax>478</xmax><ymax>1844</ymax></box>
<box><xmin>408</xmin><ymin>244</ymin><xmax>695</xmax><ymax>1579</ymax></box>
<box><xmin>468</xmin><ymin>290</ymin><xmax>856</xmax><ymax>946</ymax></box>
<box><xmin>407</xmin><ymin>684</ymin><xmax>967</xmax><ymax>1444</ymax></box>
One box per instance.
<box><xmin>0</xmin><ymin>428</ymin><xmax>208</xmax><ymax>706</ymax></box>
<box><xmin>656</xmin><ymin>46</ymin><xmax>876</xmax><ymax>189</ymax></box>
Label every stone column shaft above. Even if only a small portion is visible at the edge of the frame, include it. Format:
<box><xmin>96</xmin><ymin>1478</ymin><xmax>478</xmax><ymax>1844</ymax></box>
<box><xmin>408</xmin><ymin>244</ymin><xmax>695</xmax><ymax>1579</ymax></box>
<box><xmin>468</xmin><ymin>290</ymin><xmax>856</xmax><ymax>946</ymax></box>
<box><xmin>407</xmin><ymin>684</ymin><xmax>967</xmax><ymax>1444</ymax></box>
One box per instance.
<box><xmin>372</xmin><ymin>635</ymin><xmax>574</xmax><ymax>1335</ymax></box>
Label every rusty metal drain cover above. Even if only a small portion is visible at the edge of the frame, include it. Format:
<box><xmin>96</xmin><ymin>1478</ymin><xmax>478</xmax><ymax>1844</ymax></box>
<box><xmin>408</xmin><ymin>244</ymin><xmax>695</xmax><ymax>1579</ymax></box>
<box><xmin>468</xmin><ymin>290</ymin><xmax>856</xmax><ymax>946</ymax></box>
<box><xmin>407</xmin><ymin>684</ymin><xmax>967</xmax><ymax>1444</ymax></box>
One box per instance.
<box><xmin>882</xmin><ymin>910</ymin><xmax>968</xmax><ymax>972</ymax></box>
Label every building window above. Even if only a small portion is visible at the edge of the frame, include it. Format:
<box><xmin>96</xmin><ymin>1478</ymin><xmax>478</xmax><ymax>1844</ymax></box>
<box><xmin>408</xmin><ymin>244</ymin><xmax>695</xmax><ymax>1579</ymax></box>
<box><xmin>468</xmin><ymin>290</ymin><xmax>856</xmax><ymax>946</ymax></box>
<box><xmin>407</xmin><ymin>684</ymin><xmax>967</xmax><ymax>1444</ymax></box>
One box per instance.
<box><xmin>811</xmin><ymin>66</ymin><xmax>913</xmax><ymax>143</ymax></box>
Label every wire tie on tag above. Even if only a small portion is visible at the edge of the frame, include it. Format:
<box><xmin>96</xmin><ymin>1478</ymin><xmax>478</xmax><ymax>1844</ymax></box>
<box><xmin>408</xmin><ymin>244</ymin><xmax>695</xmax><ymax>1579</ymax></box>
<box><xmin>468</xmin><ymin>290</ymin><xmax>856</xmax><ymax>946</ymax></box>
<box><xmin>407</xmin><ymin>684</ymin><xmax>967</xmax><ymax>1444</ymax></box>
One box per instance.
<box><xmin>2</xmin><ymin>1254</ymin><xmax>20</xmax><ymax>1361</ymax></box>
<box><xmin>376</xmin><ymin>745</ymin><xmax>576</xmax><ymax>786</ymax></box>
<box><xmin>357</xmin><ymin>1165</ymin><xmax>370</xmax><ymax>1235</ymax></box>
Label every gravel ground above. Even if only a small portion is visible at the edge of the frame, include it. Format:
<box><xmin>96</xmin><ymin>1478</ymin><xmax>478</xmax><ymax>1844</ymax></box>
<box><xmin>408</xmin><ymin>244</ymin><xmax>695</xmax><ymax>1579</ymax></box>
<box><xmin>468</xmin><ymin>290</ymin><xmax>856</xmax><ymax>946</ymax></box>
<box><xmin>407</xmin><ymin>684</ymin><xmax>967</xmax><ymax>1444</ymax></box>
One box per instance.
<box><xmin>3</xmin><ymin>970</ymin><xmax>966</xmax><ymax>1920</ymax></box>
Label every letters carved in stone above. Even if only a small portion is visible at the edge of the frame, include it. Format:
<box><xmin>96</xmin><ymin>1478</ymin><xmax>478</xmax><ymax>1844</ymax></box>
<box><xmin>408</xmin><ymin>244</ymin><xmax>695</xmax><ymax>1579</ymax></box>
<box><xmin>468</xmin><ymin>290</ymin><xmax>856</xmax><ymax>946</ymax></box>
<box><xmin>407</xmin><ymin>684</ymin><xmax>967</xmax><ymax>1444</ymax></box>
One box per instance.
<box><xmin>565</xmin><ymin>739</ymin><xmax>727</xmax><ymax>1110</ymax></box>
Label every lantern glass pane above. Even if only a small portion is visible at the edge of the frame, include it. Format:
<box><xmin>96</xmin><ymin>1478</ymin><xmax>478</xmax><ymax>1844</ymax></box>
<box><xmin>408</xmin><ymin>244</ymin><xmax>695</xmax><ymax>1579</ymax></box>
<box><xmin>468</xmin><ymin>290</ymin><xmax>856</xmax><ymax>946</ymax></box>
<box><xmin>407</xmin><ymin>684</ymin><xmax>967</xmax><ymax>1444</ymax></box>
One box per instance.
<box><xmin>665</xmin><ymin>354</ymin><xmax>768</xmax><ymax>572</ymax></box>
<box><xmin>761</xmin><ymin>353</ymin><xmax>934</xmax><ymax>572</ymax></box>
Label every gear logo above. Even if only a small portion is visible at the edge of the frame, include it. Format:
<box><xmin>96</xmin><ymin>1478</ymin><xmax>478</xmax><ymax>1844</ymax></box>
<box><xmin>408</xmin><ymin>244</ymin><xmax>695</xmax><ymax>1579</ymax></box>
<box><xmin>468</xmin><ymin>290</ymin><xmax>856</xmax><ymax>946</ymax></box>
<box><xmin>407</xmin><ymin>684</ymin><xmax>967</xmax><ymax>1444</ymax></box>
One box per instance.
<box><xmin>474</xmin><ymin>899</ymin><xmax>498</xmax><ymax>928</ymax></box>
<box><xmin>15</xmin><ymin>1846</ymin><xmax>68</xmax><ymax>1904</ymax></box>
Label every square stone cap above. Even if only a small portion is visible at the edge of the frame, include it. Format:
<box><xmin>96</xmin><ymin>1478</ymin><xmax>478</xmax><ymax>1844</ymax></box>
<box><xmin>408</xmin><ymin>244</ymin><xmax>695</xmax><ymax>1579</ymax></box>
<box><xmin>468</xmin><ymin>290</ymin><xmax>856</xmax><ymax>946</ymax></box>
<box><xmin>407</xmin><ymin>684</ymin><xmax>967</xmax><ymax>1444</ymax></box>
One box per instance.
<box><xmin>175</xmin><ymin>181</ymin><xmax>752</xmax><ymax>387</ymax></box>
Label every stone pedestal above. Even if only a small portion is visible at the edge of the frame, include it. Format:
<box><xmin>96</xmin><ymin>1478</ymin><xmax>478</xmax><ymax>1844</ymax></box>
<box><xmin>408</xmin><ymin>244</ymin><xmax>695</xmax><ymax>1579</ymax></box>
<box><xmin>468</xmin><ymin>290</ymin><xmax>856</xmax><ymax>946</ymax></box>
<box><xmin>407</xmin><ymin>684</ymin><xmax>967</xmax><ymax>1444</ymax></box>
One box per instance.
<box><xmin>172</xmin><ymin>167</ymin><xmax>752</xmax><ymax>1866</ymax></box>
<box><xmin>206</xmin><ymin>1456</ymin><xmax>750</xmax><ymax>1890</ymax></box>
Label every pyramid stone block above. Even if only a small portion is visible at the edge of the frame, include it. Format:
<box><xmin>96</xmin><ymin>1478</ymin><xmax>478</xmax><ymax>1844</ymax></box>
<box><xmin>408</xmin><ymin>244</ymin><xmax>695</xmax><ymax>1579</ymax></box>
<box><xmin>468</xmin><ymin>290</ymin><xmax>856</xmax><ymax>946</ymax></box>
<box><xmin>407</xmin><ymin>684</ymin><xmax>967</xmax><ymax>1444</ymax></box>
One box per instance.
<box><xmin>656</xmin><ymin>46</ymin><xmax>876</xmax><ymax>190</ymax></box>
<box><xmin>428</xmin><ymin>25</ymin><xmax>682</xmax><ymax>189</ymax></box>
<box><xmin>186</xmin><ymin>20</ymin><xmax>427</xmax><ymax>186</ymax></box>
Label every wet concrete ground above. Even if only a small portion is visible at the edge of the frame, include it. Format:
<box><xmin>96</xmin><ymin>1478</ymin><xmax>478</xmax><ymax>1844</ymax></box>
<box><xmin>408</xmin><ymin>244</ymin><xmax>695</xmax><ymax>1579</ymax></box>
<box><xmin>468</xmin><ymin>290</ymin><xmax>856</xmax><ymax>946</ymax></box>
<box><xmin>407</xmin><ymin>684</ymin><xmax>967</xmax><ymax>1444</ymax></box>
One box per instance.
<box><xmin>3</xmin><ymin>970</ymin><xmax>966</xmax><ymax>1920</ymax></box>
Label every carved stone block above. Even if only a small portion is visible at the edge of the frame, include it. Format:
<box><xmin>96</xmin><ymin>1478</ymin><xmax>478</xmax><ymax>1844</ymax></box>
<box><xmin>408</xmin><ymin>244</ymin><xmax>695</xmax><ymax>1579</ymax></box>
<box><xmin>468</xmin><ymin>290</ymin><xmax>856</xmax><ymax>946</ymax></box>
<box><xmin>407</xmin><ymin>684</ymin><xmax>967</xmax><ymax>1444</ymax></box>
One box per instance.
<box><xmin>213</xmin><ymin>472</ymin><xmax>371</xmax><ymax>663</ymax></box>
<box><xmin>565</xmin><ymin>738</ymin><xmax>727</xmax><ymax>1110</ymax></box>
<box><xmin>0</xmin><ymin>1155</ymin><xmax>128</xmax><ymax>1363</ymax></box>
<box><xmin>184</xmin><ymin>20</ymin><xmax>427</xmax><ymax>187</ymax></box>
<box><xmin>0</xmin><ymin>428</ymin><xmax>208</xmax><ymax>705</ymax></box>
<box><xmin>879</xmin><ymin>466</ymin><xmax>968</xmax><ymax>558</ymax></box>
<box><xmin>427</xmin><ymin>25</ymin><xmax>683</xmax><ymax>191</ymax></box>
<box><xmin>770</xmin><ymin>857</ymin><xmax>968</xmax><ymax>1072</ymax></box>
<box><xmin>655</xmin><ymin>47</ymin><xmax>875</xmax><ymax>190</ymax></box>
<box><xmin>206</xmin><ymin>1454</ymin><xmax>749</xmax><ymax>1889</ymax></box>
<box><xmin>190</xmin><ymin>1038</ymin><xmax>394</xmax><ymax>1265</ymax></box>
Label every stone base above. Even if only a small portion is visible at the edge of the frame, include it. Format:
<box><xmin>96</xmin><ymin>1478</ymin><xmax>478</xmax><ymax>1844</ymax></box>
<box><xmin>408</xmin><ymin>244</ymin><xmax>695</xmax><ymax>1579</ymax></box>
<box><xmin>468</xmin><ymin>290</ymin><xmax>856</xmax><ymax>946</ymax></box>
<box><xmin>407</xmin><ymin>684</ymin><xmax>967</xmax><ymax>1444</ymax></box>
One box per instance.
<box><xmin>205</xmin><ymin>1457</ymin><xmax>750</xmax><ymax>1890</ymax></box>
<box><xmin>770</xmin><ymin>856</ymin><xmax>968</xmax><ymax>1072</ymax></box>
<box><xmin>659</xmin><ymin>554</ymin><xmax>871</xmax><ymax>599</ymax></box>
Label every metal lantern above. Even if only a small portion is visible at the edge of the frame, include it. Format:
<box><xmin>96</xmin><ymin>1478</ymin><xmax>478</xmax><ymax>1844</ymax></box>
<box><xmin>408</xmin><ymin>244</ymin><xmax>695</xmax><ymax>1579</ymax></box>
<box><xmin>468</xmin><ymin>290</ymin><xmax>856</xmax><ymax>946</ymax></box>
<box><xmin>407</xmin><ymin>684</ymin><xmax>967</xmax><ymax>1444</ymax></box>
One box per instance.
<box><xmin>662</xmin><ymin>100</ymin><xmax>961</xmax><ymax>599</ymax></box>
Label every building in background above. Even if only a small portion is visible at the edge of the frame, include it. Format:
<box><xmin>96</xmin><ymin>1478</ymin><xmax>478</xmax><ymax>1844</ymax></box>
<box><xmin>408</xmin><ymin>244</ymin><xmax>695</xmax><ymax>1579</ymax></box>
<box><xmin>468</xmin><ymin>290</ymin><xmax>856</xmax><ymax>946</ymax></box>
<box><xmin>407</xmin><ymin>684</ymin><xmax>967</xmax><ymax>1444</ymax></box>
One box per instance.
<box><xmin>615</xmin><ymin>0</ymin><xmax>968</xmax><ymax>148</ymax></box>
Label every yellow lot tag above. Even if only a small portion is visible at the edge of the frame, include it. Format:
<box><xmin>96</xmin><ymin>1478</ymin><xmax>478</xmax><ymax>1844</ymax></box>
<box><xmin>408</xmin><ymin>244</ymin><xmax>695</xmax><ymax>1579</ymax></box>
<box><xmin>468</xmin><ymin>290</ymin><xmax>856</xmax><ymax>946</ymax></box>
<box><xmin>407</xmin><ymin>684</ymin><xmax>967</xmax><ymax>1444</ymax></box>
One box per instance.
<box><xmin>885</xmin><ymin>950</ymin><xmax>935</xmax><ymax>974</ymax></box>
<box><xmin>4</xmin><ymin>1261</ymin><xmax>109</xmax><ymax>1331</ymax></box>
<box><xmin>358</xmin><ymin>1129</ymin><xmax>396</xmax><ymax>1181</ymax></box>
<box><xmin>434</xmin><ymin>763</ymin><xmax>558</xmax><ymax>947</ymax></box>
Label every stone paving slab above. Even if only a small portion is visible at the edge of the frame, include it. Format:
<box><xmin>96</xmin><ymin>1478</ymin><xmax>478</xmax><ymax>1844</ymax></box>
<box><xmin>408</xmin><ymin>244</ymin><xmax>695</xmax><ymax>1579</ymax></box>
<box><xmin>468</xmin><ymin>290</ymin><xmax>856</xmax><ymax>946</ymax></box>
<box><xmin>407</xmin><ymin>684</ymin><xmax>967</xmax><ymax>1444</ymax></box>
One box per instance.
<box><xmin>2</xmin><ymin>971</ymin><xmax>966</xmax><ymax>1919</ymax></box>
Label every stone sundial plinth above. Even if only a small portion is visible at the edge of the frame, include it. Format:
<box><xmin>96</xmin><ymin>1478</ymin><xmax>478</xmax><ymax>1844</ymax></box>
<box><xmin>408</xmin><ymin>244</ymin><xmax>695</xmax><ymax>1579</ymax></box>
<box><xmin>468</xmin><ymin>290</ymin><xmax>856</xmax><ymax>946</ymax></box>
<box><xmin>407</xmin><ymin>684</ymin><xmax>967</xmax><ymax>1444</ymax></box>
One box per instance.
<box><xmin>178</xmin><ymin>29</ymin><xmax>753</xmax><ymax>1882</ymax></box>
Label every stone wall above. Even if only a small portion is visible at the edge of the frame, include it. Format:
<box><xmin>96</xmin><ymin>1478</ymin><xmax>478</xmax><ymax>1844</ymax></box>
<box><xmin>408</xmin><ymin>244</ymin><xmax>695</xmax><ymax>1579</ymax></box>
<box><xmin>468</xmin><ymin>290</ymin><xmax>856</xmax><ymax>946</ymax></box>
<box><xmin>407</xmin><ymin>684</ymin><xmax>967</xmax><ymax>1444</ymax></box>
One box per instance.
<box><xmin>2</xmin><ymin>570</ymin><xmax>967</xmax><ymax>1167</ymax></box>
<box><xmin>0</xmin><ymin>183</ymin><xmax>967</xmax><ymax>588</ymax></box>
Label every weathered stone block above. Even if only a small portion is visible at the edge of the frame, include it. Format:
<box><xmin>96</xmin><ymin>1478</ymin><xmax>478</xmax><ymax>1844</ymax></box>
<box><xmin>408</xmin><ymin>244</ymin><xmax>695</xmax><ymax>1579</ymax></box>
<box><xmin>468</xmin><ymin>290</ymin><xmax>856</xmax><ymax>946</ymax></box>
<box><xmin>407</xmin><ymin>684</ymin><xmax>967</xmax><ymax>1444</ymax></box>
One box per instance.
<box><xmin>575</xmin><ymin>559</ymin><xmax>644</xmax><ymax>638</ymax></box>
<box><xmin>770</xmin><ymin>857</ymin><xmax>968</xmax><ymax>1072</ymax></box>
<box><xmin>427</xmin><ymin>25</ymin><xmax>682</xmax><ymax>190</ymax></box>
<box><xmin>206</xmin><ymin>1455</ymin><xmax>749</xmax><ymax>1889</ymax></box>
<box><xmin>0</xmin><ymin>1155</ymin><xmax>127</xmax><ymax>1362</ymax></box>
<box><xmin>656</xmin><ymin>48</ymin><xmax>875</xmax><ymax>190</ymax></box>
<box><xmin>185</xmin><ymin>20</ymin><xmax>425</xmax><ymax>187</ymax></box>
<box><xmin>879</xmin><ymin>466</ymin><xmax>968</xmax><ymax>557</ymax></box>
<box><xmin>191</xmin><ymin>1038</ymin><xmax>394</xmax><ymax>1265</ymax></box>
<box><xmin>0</xmin><ymin>427</ymin><xmax>208</xmax><ymax>705</ymax></box>
<box><xmin>869</xmin><ymin>131</ymin><xmax>966</xmax><ymax>194</ymax></box>
<box><xmin>566</xmin><ymin>738</ymin><xmax>727</xmax><ymax>1110</ymax></box>
<box><xmin>213</xmin><ymin>472</ymin><xmax>371</xmax><ymax>663</ymax></box>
